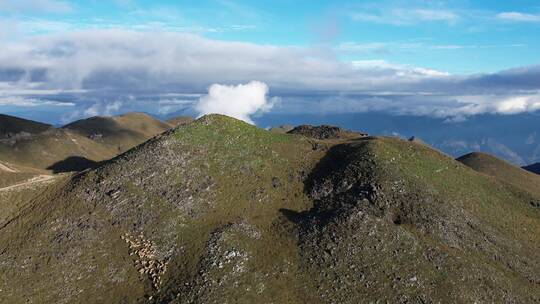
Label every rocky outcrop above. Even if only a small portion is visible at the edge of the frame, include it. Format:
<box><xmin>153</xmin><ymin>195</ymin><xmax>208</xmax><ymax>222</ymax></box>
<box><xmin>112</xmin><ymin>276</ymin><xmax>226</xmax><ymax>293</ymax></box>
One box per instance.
<box><xmin>288</xmin><ymin>125</ymin><xmax>367</xmax><ymax>140</ymax></box>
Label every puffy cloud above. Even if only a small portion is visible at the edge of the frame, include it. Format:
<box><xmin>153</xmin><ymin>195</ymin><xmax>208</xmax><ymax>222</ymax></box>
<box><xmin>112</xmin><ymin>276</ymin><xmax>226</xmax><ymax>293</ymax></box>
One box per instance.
<box><xmin>83</xmin><ymin>101</ymin><xmax>122</xmax><ymax>117</ymax></box>
<box><xmin>195</xmin><ymin>81</ymin><xmax>274</xmax><ymax>124</ymax></box>
<box><xmin>62</xmin><ymin>101</ymin><xmax>123</xmax><ymax>123</ymax></box>
<box><xmin>494</xmin><ymin>95</ymin><xmax>540</xmax><ymax>114</ymax></box>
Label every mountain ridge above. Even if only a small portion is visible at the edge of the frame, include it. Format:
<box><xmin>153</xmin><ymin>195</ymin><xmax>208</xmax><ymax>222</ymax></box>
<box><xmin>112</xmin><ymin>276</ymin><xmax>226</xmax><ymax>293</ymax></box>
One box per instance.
<box><xmin>0</xmin><ymin>112</ymin><xmax>187</xmax><ymax>174</ymax></box>
<box><xmin>0</xmin><ymin>113</ymin><xmax>52</xmax><ymax>139</ymax></box>
<box><xmin>1</xmin><ymin>114</ymin><xmax>538</xmax><ymax>303</ymax></box>
<box><xmin>457</xmin><ymin>151</ymin><xmax>540</xmax><ymax>197</ymax></box>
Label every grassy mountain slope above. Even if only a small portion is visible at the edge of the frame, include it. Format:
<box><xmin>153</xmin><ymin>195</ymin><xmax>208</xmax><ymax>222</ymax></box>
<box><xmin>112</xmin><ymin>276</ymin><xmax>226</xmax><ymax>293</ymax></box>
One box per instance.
<box><xmin>0</xmin><ymin>113</ymin><xmax>173</xmax><ymax>174</ymax></box>
<box><xmin>457</xmin><ymin>152</ymin><xmax>540</xmax><ymax>197</ymax></box>
<box><xmin>0</xmin><ymin>114</ymin><xmax>52</xmax><ymax>139</ymax></box>
<box><xmin>0</xmin><ymin>129</ymin><xmax>115</xmax><ymax>172</ymax></box>
<box><xmin>298</xmin><ymin>137</ymin><xmax>539</xmax><ymax>302</ymax></box>
<box><xmin>1</xmin><ymin>115</ymin><xmax>539</xmax><ymax>303</ymax></box>
<box><xmin>0</xmin><ymin>170</ymin><xmax>36</xmax><ymax>188</ymax></box>
<box><xmin>63</xmin><ymin>112</ymin><xmax>171</xmax><ymax>153</ymax></box>
<box><xmin>523</xmin><ymin>162</ymin><xmax>540</xmax><ymax>175</ymax></box>
<box><xmin>0</xmin><ymin>162</ymin><xmax>44</xmax><ymax>188</ymax></box>
<box><xmin>0</xmin><ymin>174</ymin><xmax>64</xmax><ymax>228</ymax></box>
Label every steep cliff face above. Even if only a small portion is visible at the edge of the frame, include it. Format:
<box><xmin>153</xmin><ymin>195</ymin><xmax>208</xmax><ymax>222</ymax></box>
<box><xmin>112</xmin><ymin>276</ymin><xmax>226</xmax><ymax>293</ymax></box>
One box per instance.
<box><xmin>1</xmin><ymin>115</ymin><xmax>539</xmax><ymax>303</ymax></box>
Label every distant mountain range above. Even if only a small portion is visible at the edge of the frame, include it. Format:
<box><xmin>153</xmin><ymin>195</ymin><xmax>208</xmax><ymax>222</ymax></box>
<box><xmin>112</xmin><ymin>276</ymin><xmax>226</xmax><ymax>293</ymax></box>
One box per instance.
<box><xmin>255</xmin><ymin>112</ymin><xmax>540</xmax><ymax>166</ymax></box>
<box><xmin>6</xmin><ymin>110</ymin><xmax>540</xmax><ymax>166</ymax></box>
<box><xmin>0</xmin><ymin>113</ymin><xmax>193</xmax><ymax>173</ymax></box>
<box><xmin>523</xmin><ymin>162</ymin><xmax>540</xmax><ymax>175</ymax></box>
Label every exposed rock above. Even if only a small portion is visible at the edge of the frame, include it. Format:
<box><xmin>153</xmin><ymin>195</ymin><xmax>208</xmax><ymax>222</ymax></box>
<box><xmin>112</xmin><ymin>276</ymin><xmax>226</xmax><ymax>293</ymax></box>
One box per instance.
<box><xmin>288</xmin><ymin>125</ymin><xmax>367</xmax><ymax>140</ymax></box>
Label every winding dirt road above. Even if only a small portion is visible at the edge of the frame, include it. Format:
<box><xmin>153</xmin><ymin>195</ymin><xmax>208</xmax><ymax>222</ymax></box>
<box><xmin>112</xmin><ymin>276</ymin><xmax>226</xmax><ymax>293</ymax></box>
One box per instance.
<box><xmin>0</xmin><ymin>162</ymin><xmax>17</xmax><ymax>173</ymax></box>
<box><xmin>0</xmin><ymin>175</ymin><xmax>56</xmax><ymax>192</ymax></box>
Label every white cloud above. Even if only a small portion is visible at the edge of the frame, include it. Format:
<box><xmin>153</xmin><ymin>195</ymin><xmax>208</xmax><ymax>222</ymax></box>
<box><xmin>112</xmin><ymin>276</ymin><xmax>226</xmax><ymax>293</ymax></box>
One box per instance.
<box><xmin>494</xmin><ymin>95</ymin><xmax>540</xmax><ymax>114</ymax></box>
<box><xmin>412</xmin><ymin>9</ymin><xmax>459</xmax><ymax>22</ymax></box>
<box><xmin>195</xmin><ymin>81</ymin><xmax>274</xmax><ymax>124</ymax></box>
<box><xmin>83</xmin><ymin>101</ymin><xmax>122</xmax><ymax>117</ymax></box>
<box><xmin>62</xmin><ymin>101</ymin><xmax>123</xmax><ymax>123</ymax></box>
<box><xmin>0</xmin><ymin>0</ymin><xmax>73</xmax><ymax>13</ymax></box>
<box><xmin>337</xmin><ymin>41</ymin><xmax>525</xmax><ymax>55</ymax></box>
<box><xmin>0</xmin><ymin>96</ymin><xmax>74</xmax><ymax>107</ymax></box>
<box><xmin>526</xmin><ymin>133</ymin><xmax>536</xmax><ymax>145</ymax></box>
<box><xmin>351</xmin><ymin>60</ymin><xmax>451</xmax><ymax>79</ymax></box>
<box><xmin>496</xmin><ymin>12</ymin><xmax>540</xmax><ymax>23</ymax></box>
<box><xmin>337</xmin><ymin>42</ymin><xmax>391</xmax><ymax>53</ymax></box>
<box><xmin>0</xmin><ymin>29</ymin><xmax>539</xmax><ymax>122</ymax></box>
<box><xmin>352</xmin><ymin>8</ymin><xmax>459</xmax><ymax>25</ymax></box>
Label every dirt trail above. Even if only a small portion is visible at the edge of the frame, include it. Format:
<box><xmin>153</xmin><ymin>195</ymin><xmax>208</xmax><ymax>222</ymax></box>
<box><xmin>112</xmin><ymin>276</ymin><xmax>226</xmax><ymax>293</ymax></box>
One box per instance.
<box><xmin>0</xmin><ymin>175</ymin><xmax>56</xmax><ymax>192</ymax></box>
<box><xmin>0</xmin><ymin>162</ymin><xmax>17</xmax><ymax>173</ymax></box>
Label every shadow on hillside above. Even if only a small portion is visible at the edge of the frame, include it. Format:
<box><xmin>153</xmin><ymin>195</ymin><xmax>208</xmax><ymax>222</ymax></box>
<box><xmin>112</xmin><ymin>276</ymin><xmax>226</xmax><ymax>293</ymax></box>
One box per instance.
<box><xmin>47</xmin><ymin>156</ymin><xmax>100</xmax><ymax>173</ymax></box>
<box><xmin>279</xmin><ymin>139</ymin><xmax>370</xmax><ymax>226</ymax></box>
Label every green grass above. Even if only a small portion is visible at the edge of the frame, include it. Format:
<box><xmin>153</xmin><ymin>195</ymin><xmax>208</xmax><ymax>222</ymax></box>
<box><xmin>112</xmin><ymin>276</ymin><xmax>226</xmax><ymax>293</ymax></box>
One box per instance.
<box><xmin>1</xmin><ymin>115</ymin><xmax>539</xmax><ymax>303</ymax></box>
<box><xmin>368</xmin><ymin>138</ymin><xmax>540</xmax><ymax>245</ymax></box>
<box><xmin>164</xmin><ymin>115</ymin><xmax>321</xmax><ymax>302</ymax></box>
<box><xmin>458</xmin><ymin>151</ymin><xmax>540</xmax><ymax>197</ymax></box>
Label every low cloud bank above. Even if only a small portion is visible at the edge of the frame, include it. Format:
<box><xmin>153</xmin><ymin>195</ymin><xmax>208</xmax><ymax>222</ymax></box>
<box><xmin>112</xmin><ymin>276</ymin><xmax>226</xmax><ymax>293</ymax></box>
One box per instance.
<box><xmin>0</xmin><ymin>30</ymin><xmax>540</xmax><ymax>122</ymax></box>
<box><xmin>195</xmin><ymin>81</ymin><xmax>273</xmax><ymax>124</ymax></box>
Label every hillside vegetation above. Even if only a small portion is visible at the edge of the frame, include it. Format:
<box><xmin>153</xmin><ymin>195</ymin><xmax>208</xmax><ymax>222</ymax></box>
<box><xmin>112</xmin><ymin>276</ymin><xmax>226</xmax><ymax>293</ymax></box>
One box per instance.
<box><xmin>457</xmin><ymin>152</ymin><xmax>540</xmax><ymax>197</ymax></box>
<box><xmin>0</xmin><ymin>113</ymin><xmax>176</xmax><ymax>174</ymax></box>
<box><xmin>63</xmin><ymin>112</ymin><xmax>172</xmax><ymax>153</ymax></box>
<box><xmin>0</xmin><ymin>115</ymin><xmax>539</xmax><ymax>303</ymax></box>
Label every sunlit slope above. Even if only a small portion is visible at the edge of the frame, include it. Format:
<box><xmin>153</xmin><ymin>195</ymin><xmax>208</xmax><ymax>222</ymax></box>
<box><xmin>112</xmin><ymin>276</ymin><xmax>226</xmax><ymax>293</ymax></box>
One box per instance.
<box><xmin>63</xmin><ymin>112</ymin><xmax>172</xmax><ymax>153</ymax></box>
<box><xmin>0</xmin><ymin>129</ymin><xmax>116</xmax><ymax>172</ymax></box>
<box><xmin>458</xmin><ymin>151</ymin><xmax>540</xmax><ymax>197</ymax></box>
<box><xmin>0</xmin><ymin>113</ymin><xmax>174</xmax><ymax>173</ymax></box>
<box><xmin>0</xmin><ymin>162</ymin><xmax>45</xmax><ymax>188</ymax></box>
<box><xmin>297</xmin><ymin>136</ymin><xmax>540</xmax><ymax>302</ymax></box>
<box><xmin>0</xmin><ymin>116</ymin><xmax>538</xmax><ymax>303</ymax></box>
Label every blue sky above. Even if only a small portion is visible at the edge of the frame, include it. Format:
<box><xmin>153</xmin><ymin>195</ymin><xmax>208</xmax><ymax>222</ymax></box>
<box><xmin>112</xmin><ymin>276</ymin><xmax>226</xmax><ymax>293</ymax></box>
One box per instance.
<box><xmin>3</xmin><ymin>0</ymin><xmax>540</xmax><ymax>73</ymax></box>
<box><xmin>0</xmin><ymin>0</ymin><xmax>539</xmax><ymax>124</ymax></box>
